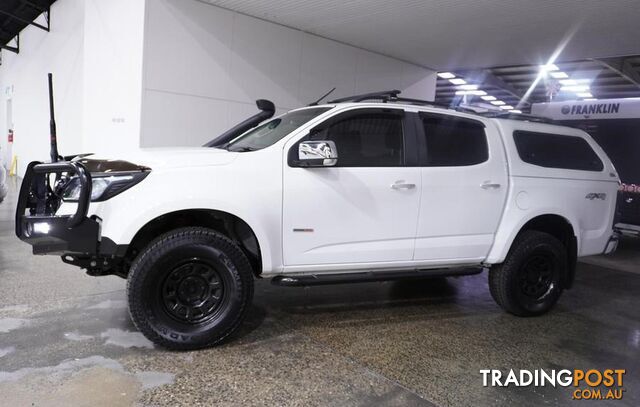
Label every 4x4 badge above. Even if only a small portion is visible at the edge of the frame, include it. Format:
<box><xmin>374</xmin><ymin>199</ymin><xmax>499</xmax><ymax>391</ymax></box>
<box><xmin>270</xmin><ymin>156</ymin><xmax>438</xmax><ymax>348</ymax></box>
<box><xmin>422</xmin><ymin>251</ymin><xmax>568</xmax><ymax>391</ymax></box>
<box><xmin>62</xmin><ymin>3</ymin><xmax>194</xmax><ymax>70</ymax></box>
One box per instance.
<box><xmin>585</xmin><ymin>193</ymin><xmax>606</xmax><ymax>200</ymax></box>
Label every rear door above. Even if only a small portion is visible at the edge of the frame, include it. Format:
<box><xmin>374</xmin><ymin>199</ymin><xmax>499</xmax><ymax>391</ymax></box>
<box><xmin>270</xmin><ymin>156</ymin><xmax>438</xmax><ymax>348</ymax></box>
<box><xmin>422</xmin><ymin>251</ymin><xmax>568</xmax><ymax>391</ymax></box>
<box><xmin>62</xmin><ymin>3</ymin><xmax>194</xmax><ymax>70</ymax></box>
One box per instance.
<box><xmin>413</xmin><ymin>113</ymin><xmax>508</xmax><ymax>263</ymax></box>
<box><xmin>282</xmin><ymin>107</ymin><xmax>421</xmax><ymax>269</ymax></box>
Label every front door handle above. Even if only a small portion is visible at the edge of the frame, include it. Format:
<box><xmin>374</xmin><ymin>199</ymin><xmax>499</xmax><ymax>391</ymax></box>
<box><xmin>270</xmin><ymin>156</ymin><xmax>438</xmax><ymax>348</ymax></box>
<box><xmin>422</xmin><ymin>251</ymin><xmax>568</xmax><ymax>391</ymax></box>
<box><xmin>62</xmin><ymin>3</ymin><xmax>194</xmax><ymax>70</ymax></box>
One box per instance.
<box><xmin>391</xmin><ymin>181</ymin><xmax>416</xmax><ymax>190</ymax></box>
<box><xmin>481</xmin><ymin>181</ymin><xmax>501</xmax><ymax>189</ymax></box>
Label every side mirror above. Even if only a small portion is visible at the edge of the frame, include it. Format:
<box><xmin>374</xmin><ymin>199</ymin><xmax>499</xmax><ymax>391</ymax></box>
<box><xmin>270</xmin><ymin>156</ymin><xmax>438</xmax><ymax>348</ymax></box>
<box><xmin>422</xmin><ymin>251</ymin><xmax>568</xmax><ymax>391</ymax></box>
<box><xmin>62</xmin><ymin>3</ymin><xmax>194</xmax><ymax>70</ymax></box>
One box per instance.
<box><xmin>297</xmin><ymin>141</ymin><xmax>338</xmax><ymax>167</ymax></box>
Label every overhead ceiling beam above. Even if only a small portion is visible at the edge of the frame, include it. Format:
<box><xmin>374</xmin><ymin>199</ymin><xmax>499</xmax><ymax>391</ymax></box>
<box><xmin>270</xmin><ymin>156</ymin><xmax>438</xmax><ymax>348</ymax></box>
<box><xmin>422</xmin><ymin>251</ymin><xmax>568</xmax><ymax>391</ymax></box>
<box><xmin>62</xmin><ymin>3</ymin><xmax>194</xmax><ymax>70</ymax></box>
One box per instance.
<box><xmin>0</xmin><ymin>35</ymin><xmax>18</xmax><ymax>53</ymax></box>
<box><xmin>0</xmin><ymin>7</ymin><xmax>49</xmax><ymax>32</ymax></box>
<box><xmin>591</xmin><ymin>57</ymin><xmax>640</xmax><ymax>89</ymax></box>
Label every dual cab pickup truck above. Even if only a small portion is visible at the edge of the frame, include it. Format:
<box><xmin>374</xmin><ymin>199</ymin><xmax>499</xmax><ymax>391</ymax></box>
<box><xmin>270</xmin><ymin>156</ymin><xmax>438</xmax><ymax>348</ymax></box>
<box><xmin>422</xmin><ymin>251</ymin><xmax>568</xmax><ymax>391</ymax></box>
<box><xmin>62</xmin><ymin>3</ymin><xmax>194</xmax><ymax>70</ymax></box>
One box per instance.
<box><xmin>16</xmin><ymin>90</ymin><xmax>620</xmax><ymax>349</ymax></box>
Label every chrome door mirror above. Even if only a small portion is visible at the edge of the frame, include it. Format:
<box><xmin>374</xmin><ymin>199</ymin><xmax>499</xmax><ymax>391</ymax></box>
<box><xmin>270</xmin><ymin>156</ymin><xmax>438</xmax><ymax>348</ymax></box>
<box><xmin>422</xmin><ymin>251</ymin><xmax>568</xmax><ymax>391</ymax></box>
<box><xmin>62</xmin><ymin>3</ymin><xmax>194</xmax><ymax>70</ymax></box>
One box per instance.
<box><xmin>297</xmin><ymin>141</ymin><xmax>338</xmax><ymax>167</ymax></box>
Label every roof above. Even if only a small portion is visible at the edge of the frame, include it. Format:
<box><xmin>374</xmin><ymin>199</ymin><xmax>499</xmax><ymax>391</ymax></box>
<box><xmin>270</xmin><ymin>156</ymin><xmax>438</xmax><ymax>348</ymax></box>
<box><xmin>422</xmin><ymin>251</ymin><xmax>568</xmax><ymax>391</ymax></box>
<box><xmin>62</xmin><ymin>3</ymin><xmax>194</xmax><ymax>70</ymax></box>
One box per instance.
<box><xmin>200</xmin><ymin>0</ymin><xmax>640</xmax><ymax>70</ymax></box>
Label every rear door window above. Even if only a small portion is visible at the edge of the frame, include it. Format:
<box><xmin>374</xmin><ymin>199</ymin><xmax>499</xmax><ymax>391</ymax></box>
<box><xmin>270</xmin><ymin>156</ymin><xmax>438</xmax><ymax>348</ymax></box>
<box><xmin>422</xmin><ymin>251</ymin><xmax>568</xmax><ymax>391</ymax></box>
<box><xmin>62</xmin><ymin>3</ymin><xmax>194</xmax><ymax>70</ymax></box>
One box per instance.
<box><xmin>419</xmin><ymin>114</ymin><xmax>488</xmax><ymax>166</ymax></box>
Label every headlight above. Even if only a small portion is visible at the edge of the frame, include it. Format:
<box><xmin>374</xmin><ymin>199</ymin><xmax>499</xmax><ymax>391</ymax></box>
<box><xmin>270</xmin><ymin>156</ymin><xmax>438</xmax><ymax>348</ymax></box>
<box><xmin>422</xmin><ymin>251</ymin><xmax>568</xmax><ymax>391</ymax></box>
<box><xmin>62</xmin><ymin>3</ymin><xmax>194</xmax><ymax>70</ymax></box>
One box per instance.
<box><xmin>62</xmin><ymin>172</ymin><xmax>149</xmax><ymax>202</ymax></box>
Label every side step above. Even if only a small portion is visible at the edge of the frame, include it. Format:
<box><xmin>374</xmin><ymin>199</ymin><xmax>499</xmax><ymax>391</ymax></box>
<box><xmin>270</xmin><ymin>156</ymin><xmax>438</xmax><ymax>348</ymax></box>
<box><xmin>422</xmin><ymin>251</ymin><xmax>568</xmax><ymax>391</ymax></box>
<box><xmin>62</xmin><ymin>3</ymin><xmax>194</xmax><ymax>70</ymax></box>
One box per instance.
<box><xmin>271</xmin><ymin>267</ymin><xmax>484</xmax><ymax>287</ymax></box>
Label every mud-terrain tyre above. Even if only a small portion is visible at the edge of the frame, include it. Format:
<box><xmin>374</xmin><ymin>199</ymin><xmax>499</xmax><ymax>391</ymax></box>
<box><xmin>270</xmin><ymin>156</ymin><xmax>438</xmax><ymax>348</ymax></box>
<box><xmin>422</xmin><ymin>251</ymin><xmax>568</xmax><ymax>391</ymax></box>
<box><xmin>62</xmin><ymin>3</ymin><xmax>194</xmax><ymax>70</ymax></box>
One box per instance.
<box><xmin>489</xmin><ymin>230</ymin><xmax>566</xmax><ymax>316</ymax></box>
<box><xmin>127</xmin><ymin>227</ymin><xmax>254</xmax><ymax>350</ymax></box>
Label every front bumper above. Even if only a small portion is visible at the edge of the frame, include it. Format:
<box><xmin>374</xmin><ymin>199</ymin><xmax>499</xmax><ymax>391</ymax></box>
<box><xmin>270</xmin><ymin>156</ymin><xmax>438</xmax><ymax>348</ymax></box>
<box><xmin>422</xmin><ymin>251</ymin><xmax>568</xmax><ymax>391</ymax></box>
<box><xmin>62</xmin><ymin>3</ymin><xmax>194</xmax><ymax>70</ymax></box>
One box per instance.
<box><xmin>18</xmin><ymin>215</ymin><xmax>101</xmax><ymax>255</ymax></box>
<box><xmin>15</xmin><ymin>161</ymin><xmax>130</xmax><ymax>278</ymax></box>
<box><xmin>15</xmin><ymin>161</ymin><xmax>98</xmax><ymax>255</ymax></box>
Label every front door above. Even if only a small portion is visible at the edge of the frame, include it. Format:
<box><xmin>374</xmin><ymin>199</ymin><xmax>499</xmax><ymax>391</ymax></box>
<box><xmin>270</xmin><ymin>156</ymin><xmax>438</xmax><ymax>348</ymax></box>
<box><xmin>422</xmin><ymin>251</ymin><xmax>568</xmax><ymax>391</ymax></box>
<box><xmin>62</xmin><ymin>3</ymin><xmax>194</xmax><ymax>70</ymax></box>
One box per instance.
<box><xmin>282</xmin><ymin>108</ymin><xmax>421</xmax><ymax>269</ymax></box>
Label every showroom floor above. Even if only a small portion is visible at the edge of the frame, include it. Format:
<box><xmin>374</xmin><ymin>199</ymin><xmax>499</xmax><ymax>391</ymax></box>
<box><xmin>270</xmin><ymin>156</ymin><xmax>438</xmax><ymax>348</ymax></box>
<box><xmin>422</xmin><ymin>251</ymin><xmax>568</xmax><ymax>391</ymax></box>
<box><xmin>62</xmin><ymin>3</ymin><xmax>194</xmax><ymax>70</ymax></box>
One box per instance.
<box><xmin>1</xmin><ymin>178</ymin><xmax>639</xmax><ymax>407</ymax></box>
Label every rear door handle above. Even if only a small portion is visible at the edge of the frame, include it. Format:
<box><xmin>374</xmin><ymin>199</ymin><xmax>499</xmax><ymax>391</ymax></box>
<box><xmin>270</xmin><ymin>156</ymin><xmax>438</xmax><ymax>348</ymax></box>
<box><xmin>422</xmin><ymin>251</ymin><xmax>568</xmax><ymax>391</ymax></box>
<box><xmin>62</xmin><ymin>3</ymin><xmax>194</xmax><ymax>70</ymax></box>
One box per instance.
<box><xmin>391</xmin><ymin>181</ymin><xmax>416</xmax><ymax>190</ymax></box>
<box><xmin>481</xmin><ymin>181</ymin><xmax>501</xmax><ymax>189</ymax></box>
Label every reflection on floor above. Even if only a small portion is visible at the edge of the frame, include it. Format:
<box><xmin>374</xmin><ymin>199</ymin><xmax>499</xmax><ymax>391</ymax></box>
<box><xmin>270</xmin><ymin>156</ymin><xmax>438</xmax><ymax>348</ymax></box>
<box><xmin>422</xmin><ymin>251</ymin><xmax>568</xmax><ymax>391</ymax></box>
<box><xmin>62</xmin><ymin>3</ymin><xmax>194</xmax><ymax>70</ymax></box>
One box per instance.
<box><xmin>1</xmin><ymin>178</ymin><xmax>638</xmax><ymax>406</ymax></box>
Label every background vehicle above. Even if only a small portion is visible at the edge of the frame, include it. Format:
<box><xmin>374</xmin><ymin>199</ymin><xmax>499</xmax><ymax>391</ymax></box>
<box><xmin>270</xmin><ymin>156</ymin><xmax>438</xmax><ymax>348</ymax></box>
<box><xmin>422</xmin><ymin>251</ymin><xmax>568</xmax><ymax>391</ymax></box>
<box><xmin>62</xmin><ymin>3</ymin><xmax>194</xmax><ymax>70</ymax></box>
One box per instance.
<box><xmin>16</xmin><ymin>89</ymin><xmax>619</xmax><ymax>350</ymax></box>
<box><xmin>0</xmin><ymin>163</ymin><xmax>7</xmax><ymax>203</ymax></box>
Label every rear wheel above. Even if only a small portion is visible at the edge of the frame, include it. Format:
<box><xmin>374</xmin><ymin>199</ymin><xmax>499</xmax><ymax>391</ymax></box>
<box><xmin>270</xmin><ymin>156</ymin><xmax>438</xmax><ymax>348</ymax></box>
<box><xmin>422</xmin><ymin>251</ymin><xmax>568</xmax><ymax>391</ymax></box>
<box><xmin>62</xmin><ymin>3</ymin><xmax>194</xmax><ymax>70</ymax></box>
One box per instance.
<box><xmin>489</xmin><ymin>230</ymin><xmax>566</xmax><ymax>316</ymax></box>
<box><xmin>127</xmin><ymin>227</ymin><xmax>253</xmax><ymax>350</ymax></box>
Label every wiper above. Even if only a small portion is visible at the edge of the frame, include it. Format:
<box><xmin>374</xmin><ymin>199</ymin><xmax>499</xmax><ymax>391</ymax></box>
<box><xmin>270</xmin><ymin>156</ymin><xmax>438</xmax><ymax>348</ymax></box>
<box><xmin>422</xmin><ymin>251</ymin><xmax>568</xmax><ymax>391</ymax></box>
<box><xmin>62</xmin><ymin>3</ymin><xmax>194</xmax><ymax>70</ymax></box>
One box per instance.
<box><xmin>228</xmin><ymin>146</ymin><xmax>257</xmax><ymax>152</ymax></box>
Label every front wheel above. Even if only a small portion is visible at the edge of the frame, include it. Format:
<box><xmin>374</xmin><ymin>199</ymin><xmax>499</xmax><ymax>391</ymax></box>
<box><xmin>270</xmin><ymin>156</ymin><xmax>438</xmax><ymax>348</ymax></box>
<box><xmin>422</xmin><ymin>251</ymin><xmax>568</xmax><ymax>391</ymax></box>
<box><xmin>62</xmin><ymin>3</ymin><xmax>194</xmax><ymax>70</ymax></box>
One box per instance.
<box><xmin>127</xmin><ymin>227</ymin><xmax>254</xmax><ymax>350</ymax></box>
<box><xmin>489</xmin><ymin>230</ymin><xmax>566</xmax><ymax>316</ymax></box>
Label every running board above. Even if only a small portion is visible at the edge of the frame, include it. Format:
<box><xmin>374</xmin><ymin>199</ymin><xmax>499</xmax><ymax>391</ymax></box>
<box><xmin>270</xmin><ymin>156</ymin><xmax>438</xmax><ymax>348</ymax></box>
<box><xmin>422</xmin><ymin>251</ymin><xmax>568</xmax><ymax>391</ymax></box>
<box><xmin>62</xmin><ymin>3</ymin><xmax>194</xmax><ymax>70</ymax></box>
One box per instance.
<box><xmin>271</xmin><ymin>267</ymin><xmax>484</xmax><ymax>287</ymax></box>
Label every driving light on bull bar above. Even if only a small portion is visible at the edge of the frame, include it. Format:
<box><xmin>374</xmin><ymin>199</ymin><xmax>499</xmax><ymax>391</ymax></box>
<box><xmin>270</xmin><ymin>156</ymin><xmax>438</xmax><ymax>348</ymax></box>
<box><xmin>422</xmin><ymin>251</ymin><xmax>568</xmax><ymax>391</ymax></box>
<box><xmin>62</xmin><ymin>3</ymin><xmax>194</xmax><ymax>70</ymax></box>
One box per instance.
<box><xmin>33</xmin><ymin>222</ymin><xmax>51</xmax><ymax>234</ymax></box>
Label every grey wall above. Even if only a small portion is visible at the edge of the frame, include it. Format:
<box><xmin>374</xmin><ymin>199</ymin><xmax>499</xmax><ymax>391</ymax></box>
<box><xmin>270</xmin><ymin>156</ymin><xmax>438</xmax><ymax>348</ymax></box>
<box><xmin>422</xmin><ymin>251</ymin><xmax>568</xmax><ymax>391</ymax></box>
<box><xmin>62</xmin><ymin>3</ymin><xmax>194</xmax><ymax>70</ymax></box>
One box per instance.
<box><xmin>141</xmin><ymin>0</ymin><xmax>436</xmax><ymax>147</ymax></box>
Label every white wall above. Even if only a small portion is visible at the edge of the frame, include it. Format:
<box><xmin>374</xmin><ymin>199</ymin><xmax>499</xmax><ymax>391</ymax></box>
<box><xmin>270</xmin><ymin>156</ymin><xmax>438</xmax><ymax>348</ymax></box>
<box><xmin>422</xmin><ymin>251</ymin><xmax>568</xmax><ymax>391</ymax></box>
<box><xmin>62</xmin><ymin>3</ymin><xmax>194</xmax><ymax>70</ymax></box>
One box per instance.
<box><xmin>141</xmin><ymin>0</ymin><xmax>436</xmax><ymax>147</ymax></box>
<box><xmin>0</xmin><ymin>0</ymin><xmax>85</xmax><ymax>175</ymax></box>
<box><xmin>82</xmin><ymin>0</ymin><xmax>146</xmax><ymax>157</ymax></box>
<box><xmin>0</xmin><ymin>0</ymin><xmax>146</xmax><ymax>176</ymax></box>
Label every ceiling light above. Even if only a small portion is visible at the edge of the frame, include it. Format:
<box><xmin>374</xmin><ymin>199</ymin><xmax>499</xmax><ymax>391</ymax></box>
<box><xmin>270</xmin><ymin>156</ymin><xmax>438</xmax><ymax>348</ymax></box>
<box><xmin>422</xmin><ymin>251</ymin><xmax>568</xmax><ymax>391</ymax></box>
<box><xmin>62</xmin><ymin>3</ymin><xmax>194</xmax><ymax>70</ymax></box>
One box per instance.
<box><xmin>577</xmin><ymin>92</ymin><xmax>593</xmax><ymax>98</ymax></box>
<box><xmin>457</xmin><ymin>84</ymin><xmax>478</xmax><ymax>90</ymax></box>
<box><xmin>500</xmin><ymin>105</ymin><xmax>514</xmax><ymax>110</ymax></box>
<box><xmin>559</xmin><ymin>79</ymin><xmax>577</xmax><ymax>86</ymax></box>
<box><xmin>437</xmin><ymin>72</ymin><xmax>456</xmax><ymax>79</ymax></box>
<box><xmin>481</xmin><ymin>95</ymin><xmax>497</xmax><ymax>101</ymax></box>
<box><xmin>455</xmin><ymin>90</ymin><xmax>487</xmax><ymax>96</ymax></box>
<box><xmin>511</xmin><ymin>110</ymin><xmax>523</xmax><ymax>114</ymax></box>
<box><xmin>449</xmin><ymin>78</ymin><xmax>467</xmax><ymax>85</ymax></box>
<box><xmin>561</xmin><ymin>85</ymin><xmax>590</xmax><ymax>92</ymax></box>
<box><xmin>540</xmin><ymin>64</ymin><xmax>559</xmax><ymax>72</ymax></box>
<box><xmin>584</xmin><ymin>98</ymin><xmax>598</xmax><ymax>101</ymax></box>
<box><xmin>491</xmin><ymin>100</ymin><xmax>506</xmax><ymax>106</ymax></box>
<box><xmin>549</xmin><ymin>71</ymin><xmax>569</xmax><ymax>79</ymax></box>
<box><xmin>575</xmin><ymin>78</ymin><xmax>591</xmax><ymax>84</ymax></box>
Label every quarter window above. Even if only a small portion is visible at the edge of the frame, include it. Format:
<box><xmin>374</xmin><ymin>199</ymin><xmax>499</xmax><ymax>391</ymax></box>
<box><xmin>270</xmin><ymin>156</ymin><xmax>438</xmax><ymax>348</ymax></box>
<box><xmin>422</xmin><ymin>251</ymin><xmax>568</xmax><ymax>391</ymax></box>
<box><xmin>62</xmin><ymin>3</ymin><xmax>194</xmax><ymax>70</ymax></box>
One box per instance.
<box><xmin>513</xmin><ymin>131</ymin><xmax>604</xmax><ymax>171</ymax></box>
<box><xmin>311</xmin><ymin>112</ymin><xmax>404</xmax><ymax>167</ymax></box>
<box><xmin>420</xmin><ymin>114</ymin><xmax>488</xmax><ymax>166</ymax></box>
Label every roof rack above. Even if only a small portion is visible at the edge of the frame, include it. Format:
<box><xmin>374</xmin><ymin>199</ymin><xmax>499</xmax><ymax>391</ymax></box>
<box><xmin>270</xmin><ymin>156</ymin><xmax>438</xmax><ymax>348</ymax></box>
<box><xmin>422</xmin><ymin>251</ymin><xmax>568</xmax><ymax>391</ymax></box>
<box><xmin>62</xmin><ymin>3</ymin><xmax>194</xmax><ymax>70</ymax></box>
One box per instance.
<box><xmin>326</xmin><ymin>89</ymin><xmax>478</xmax><ymax>114</ymax></box>
<box><xmin>477</xmin><ymin>111</ymin><xmax>556</xmax><ymax>124</ymax></box>
<box><xmin>327</xmin><ymin>89</ymin><xmax>401</xmax><ymax>103</ymax></box>
<box><xmin>325</xmin><ymin>89</ymin><xmax>555</xmax><ymax>123</ymax></box>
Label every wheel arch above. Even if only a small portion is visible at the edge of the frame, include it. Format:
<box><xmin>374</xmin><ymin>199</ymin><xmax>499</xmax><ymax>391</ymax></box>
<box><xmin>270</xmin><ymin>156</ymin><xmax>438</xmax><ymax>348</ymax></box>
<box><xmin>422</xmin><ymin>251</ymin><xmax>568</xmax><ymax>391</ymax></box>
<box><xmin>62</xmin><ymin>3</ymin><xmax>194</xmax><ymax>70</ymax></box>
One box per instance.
<box><xmin>124</xmin><ymin>209</ymin><xmax>264</xmax><ymax>277</ymax></box>
<box><xmin>487</xmin><ymin>212</ymin><xmax>579</xmax><ymax>289</ymax></box>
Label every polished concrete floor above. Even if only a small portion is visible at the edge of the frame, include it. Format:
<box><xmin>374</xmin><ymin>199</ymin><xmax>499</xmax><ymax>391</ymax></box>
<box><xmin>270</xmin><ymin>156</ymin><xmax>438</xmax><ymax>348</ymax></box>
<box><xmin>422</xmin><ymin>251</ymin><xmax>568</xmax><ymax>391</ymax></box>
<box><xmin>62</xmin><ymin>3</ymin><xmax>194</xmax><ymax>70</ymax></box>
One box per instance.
<box><xmin>1</xmin><ymin>177</ymin><xmax>639</xmax><ymax>406</ymax></box>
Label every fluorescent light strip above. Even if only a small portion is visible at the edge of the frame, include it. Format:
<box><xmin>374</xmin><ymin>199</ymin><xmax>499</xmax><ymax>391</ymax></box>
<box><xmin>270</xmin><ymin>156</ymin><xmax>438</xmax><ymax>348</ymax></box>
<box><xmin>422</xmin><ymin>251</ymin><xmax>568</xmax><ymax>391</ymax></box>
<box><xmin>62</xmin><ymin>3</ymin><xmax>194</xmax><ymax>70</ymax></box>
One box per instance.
<box><xmin>550</xmin><ymin>71</ymin><xmax>568</xmax><ymax>79</ymax></box>
<box><xmin>577</xmin><ymin>92</ymin><xmax>593</xmax><ymax>98</ymax></box>
<box><xmin>449</xmin><ymin>78</ymin><xmax>467</xmax><ymax>85</ymax></box>
<box><xmin>540</xmin><ymin>64</ymin><xmax>559</xmax><ymax>72</ymax></box>
<box><xmin>457</xmin><ymin>84</ymin><xmax>478</xmax><ymax>90</ymax></box>
<box><xmin>561</xmin><ymin>85</ymin><xmax>590</xmax><ymax>92</ymax></box>
<box><xmin>500</xmin><ymin>105</ymin><xmax>514</xmax><ymax>110</ymax></box>
<box><xmin>437</xmin><ymin>72</ymin><xmax>456</xmax><ymax>79</ymax></box>
<box><xmin>491</xmin><ymin>100</ymin><xmax>505</xmax><ymax>106</ymax></box>
<box><xmin>455</xmin><ymin>90</ymin><xmax>487</xmax><ymax>96</ymax></box>
<box><xmin>481</xmin><ymin>95</ymin><xmax>497</xmax><ymax>101</ymax></box>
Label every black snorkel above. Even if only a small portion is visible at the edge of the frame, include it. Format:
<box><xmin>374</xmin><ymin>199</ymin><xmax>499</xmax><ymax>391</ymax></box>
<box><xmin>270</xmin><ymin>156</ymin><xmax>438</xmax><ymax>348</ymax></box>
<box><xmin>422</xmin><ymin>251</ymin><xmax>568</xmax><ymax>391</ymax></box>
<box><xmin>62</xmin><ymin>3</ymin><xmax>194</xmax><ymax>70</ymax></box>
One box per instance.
<box><xmin>205</xmin><ymin>99</ymin><xmax>275</xmax><ymax>147</ymax></box>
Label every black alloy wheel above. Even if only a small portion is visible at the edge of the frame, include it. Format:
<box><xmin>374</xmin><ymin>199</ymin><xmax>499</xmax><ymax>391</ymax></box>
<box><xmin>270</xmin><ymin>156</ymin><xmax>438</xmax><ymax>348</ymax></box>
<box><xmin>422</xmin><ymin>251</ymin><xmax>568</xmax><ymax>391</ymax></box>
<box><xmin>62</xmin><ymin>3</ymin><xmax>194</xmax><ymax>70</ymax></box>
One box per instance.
<box><xmin>489</xmin><ymin>230</ymin><xmax>566</xmax><ymax>316</ymax></box>
<box><xmin>127</xmin><ymin>227</ymin><xmax>254</xmax><ymax>350</ymax></box>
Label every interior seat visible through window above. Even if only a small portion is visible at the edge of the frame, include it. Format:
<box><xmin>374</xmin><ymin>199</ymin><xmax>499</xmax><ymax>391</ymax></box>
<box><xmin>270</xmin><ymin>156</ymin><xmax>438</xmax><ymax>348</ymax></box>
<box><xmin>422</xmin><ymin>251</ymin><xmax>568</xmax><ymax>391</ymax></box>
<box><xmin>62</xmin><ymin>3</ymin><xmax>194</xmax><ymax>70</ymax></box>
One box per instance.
<box><xmin>311</xmin><ymin>112</ymin><xmax>404</xmax><ymax>167</ymax></box>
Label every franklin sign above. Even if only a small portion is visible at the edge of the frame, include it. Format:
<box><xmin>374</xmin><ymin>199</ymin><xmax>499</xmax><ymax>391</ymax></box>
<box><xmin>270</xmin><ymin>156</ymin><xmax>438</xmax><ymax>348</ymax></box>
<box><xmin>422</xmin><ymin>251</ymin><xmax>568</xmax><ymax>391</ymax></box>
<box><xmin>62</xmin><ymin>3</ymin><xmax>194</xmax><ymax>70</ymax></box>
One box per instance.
<box><xmin>532</xmin><ymin>97</ymin><xmax>640</xmax><ymax>120</ymax></box>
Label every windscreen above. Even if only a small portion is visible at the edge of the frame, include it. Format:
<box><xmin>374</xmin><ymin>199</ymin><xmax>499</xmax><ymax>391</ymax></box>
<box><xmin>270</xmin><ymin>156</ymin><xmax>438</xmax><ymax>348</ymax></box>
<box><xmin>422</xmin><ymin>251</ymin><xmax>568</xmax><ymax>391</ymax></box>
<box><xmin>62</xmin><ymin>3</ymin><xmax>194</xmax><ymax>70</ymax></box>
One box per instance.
<box><xmin>226</xmin><ymin>107</ymin><xmax>332</xmax><ymax>152</ymax></box>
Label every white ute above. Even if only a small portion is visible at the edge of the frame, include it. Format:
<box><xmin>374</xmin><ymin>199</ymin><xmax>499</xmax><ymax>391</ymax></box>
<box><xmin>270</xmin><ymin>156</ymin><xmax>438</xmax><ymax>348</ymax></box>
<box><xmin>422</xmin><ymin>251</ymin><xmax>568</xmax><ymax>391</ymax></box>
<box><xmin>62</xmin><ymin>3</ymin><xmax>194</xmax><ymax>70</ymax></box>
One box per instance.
<box><xmin>16</xmin><ymin>90</ymin><xmax>620</xmax><ymax>349</ymax></box>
